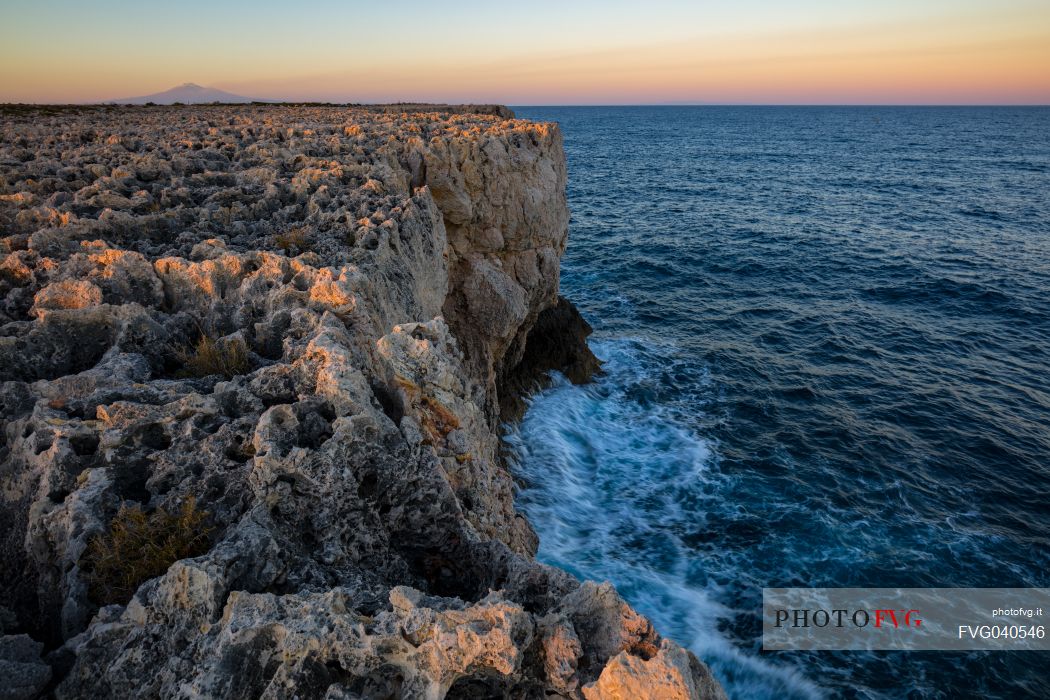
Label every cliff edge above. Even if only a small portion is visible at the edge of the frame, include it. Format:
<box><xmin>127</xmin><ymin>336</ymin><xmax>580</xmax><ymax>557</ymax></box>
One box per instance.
<box><xmin>0</xmin><ymin>105</ymin><xmax>723</xmax><ymax>699</ymax></box>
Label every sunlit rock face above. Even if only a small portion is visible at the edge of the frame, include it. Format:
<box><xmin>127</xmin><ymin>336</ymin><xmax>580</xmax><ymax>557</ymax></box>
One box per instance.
<box><xmin>0</xmin><ymin>105</ymin><xmax>722</xmax><ymax>699</ymax></box>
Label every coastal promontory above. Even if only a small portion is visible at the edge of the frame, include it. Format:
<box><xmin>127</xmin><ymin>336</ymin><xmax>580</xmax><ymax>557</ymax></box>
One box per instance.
<box><xmin>0</xmin><ymin>104</ymin><xmax>724</xmax><ymax>699</ymax></box>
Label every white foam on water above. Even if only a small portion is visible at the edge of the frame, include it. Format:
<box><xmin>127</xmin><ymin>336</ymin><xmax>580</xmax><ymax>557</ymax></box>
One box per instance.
<box><xmin>504</xmin><ymin>338</ymin><xmax>825</xmax><ymax>699</ymax></box>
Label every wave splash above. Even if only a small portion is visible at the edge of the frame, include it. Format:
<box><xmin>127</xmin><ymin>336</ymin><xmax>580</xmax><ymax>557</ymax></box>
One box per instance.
<box><xmin>505</xmin><ymin>338</ymin><xmax>823</xmax><ymax>699</ymax></box>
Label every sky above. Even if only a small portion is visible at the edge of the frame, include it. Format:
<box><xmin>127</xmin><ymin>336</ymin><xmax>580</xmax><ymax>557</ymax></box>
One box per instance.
<box><xmin>1</xmin><ymin>0</ymin><xmax>1049</xmax><ymax>105</ymax></box>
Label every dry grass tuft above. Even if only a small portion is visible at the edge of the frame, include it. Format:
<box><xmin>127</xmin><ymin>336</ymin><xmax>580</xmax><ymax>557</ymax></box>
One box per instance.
<box><xmin>177</xmin><ymin>335</ymin><xmax>251</xmax><ymax>378</ymax></box>
<box><xmin>84</xmin><ymin>497</ymin><xmax>213</xmax><ymax>605</ymax></box>
<box><xmin>275</xmin><ymin>226</ymin><xmax>311</xmax><ymax>254</ymax></box>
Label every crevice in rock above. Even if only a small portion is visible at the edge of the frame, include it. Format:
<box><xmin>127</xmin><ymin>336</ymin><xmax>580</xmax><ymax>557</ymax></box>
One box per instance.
<box><xmin>401</xmin><ymin>541</ymin><xmax>484</xmax><ymax>601</ymax></box>
<box><xmin>110</xmin><ymin>458</ymin><xmax>151</xmax><ymax>503</ymax></box>
<box><xmin>341</xmin><ymin>663</ymin><xmax>405</xmax><ymax>699</ymax></box>
<box><xmin>69</xmin><ymin>434</ymin><xmax>99</xmax><ymax>457</ymax></box>
<box><xmin>370</xmin><ymin>380</ymin><xmax>404</xmax><ymax>426</ymax></box>
<box><xmin>447</xmin><ymin>672</ymin><xmax>529</xmax><ymax>700</ymax></box>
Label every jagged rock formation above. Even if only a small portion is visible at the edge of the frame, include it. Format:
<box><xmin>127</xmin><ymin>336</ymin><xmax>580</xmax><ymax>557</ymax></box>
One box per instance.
<box><xmin>0</xmin><ymin>105</ymin><xmax>723</xmax><ymax>699</ymax></box>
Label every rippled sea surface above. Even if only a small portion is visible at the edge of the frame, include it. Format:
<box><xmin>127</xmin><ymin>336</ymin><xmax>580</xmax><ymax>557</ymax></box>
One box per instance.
<box><xmin>507</xmin><ymin>107</ymin><xmax>1050</xmax><ymax>699</ymax></box>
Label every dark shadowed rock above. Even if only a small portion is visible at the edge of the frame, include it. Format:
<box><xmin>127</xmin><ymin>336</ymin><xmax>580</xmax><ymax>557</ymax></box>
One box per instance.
<box><xmin>0</xmin><ymin>634</ymin><xmax>51</xmax><ymax>700</ymax></box>
<box><xmin>499</xmin><ymin>295</ymin><xmax>603</xmax><ymax>421</ymax></box>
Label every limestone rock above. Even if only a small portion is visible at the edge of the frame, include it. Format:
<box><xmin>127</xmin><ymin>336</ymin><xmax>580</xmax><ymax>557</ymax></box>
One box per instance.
<box><xmin>31</xmin><ymin>280</ymin><xmax>103</xmax><ymax>316</ymax></box>
<box><xmin>582</xmin><ymin>640</ymin><xmax>728</xmax><ymax>700</ymax></box>
<box><xmin>0</xmin><ymin>634</ymin><xmax>51</xmax><ymax>700</ymax></box>
<box><xmin>0</xmin><ymin>105</ymin><xmax>724</xmax><ymax>699</ymax></box>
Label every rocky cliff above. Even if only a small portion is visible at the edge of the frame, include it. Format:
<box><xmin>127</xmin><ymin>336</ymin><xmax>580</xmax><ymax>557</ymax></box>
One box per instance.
<box><xmin>0</xmin><ymin>104</ymin><xmax>724</xmax><ymax>699</ymax></box>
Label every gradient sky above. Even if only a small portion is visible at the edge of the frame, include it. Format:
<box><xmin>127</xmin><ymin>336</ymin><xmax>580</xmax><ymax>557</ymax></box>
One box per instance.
<box><xmin>2</xmin><ymin>0</ymin><xmax>1049</xmax><ymax>104</ymax></box>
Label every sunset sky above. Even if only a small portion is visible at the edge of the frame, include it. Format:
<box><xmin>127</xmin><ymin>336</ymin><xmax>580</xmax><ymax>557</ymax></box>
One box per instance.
<box><xmin>2</xmin><ymin>0</ymin><xmax>1049</xmax><ymax>104</ymax></box>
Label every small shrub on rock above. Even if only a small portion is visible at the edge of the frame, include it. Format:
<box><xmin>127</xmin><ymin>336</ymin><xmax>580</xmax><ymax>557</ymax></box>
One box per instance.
<box><xmin>274</xmin><ymin>226</ymin><xmax>311</xmax><ymax>254</ymax></box>
<box><xmin>177</xmin><ymin>335</ymin><xmax>251</xmax><ymax>378</ymax></box>
<box><xmin>84</xmin><ymin>497</ymin><xmax>213</xmax><ymax>606</ymax></box>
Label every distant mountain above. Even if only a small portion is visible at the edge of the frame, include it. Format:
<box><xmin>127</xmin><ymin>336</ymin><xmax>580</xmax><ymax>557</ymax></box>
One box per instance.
<box><xmin>107</xmin><ymin>83</ymin><xmax>262</xmax><ymax>105</ymax></box>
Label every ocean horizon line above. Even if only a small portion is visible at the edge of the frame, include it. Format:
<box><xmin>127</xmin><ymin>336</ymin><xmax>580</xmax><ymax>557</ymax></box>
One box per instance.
<box><xmin>3</xmin><ymin>100</ymin><xmax>1048</xmax><ymax>108</ymax></box>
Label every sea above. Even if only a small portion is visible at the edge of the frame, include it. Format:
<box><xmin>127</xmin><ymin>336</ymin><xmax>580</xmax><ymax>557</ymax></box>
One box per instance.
<box><xmin>507</xmin><ymin>106</ymin><xmax>1050</xmax><ymax>699</ymax></box>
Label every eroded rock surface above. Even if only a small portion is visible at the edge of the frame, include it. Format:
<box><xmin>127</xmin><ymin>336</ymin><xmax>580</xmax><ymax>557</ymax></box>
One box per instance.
<box><xmin>0</xmin><ymin>105</ymin><xmax>722</xmax><ymax>698</ymax></box>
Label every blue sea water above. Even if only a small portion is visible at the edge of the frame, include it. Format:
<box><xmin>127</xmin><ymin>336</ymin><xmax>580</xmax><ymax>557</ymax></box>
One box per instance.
<box><xmin>507</xmin><ymin>106</ymin><xmax>1050</xmax><ymax>699</ymax></box>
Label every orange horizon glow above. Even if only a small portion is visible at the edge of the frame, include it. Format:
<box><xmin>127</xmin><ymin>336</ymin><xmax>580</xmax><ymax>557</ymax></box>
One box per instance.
<box><xmin>1</xmin><ymin>1</ymin><xmax>1048</xmax><ymax>105</ymax></box>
